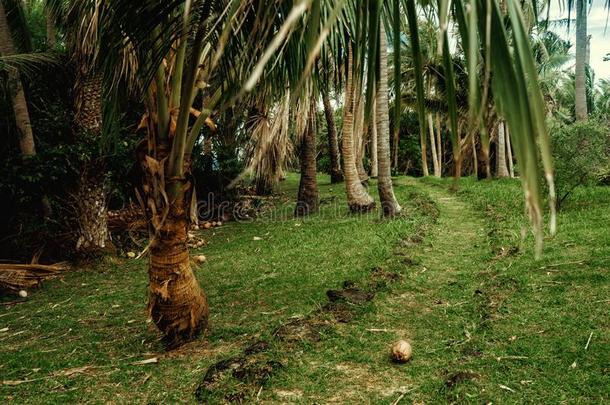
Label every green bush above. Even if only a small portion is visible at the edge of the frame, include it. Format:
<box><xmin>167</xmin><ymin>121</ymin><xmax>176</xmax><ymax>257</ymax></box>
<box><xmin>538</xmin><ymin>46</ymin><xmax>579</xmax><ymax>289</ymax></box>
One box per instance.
<box><xmin>551</xmin><ymin>120</ymin><xmax>610</xmax><ymax>208</ymax></box>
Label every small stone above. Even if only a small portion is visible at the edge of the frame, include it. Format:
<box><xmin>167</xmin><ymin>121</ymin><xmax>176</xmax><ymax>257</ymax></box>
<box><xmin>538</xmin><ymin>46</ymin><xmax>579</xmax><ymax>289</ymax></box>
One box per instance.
<box><xmin>18</xmin><ymin>290</ymin><xmax>27</xmax><ymax>298</ymax></box>
<box><xmin>216</xmin><ymin>221</ymin><xmax>223</xmax><ymax>227</ymax></box>
<box><xmin>127</xmin><ymin>252</ymin><xmax>136</xmax><ymax>259</ymax></box>
<box><xmin>203</xmin><ymin>222</ymin><xmax>212</xmax><ymax>229</ymax></box>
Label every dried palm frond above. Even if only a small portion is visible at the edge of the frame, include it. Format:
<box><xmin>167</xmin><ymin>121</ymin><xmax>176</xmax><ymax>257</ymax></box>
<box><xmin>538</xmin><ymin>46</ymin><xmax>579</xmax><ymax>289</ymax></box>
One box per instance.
<box><xmin>0</xmin><ymin>263</ymin><xmax>69</xmax><ymax>293</ymax></box>
<box><xmin>241</xmin><ymin>91</ymin><xmax>294</xmax><ymax>195</ymax></box>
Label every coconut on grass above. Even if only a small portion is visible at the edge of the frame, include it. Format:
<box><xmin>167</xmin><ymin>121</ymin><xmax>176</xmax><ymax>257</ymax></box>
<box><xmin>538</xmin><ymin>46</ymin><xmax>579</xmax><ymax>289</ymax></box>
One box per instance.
<box><xmin>391</xmin><ymin>340</ymin><xmax>412</xmax><ymax>363</ymax></box>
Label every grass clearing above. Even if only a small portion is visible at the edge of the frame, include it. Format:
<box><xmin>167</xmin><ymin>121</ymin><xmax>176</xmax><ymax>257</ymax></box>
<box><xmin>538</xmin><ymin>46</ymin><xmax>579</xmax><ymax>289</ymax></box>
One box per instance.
<box><xmin>1</xmin><ymin>175</ymin><xmax>608</xmax><ymax>403</ymax></box>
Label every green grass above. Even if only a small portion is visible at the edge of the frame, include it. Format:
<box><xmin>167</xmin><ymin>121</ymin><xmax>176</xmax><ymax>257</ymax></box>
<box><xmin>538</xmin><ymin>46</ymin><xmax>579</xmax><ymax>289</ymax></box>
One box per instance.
<box><xmin>1</xmin><ymin>174</ymin><xmax>608</xmax><ymax>403</ymax></box>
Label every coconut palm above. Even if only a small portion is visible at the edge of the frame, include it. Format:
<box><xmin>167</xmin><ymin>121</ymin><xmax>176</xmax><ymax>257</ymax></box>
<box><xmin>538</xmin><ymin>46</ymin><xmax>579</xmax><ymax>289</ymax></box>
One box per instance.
<box><xmin>574</xmin><ymin>0</ymin><xmax>588</xmax><ymax>120</ymax></box>
<box><xmin>340</xmin><ymin>42</ymin><xmax>376</xmax><ymax>212</ymax></box>
<box><xmin>376</xmin><ymin>23</ymin><xmax>401</xmax><ymax>217</ymax></box>
<box><xmin>0</xmin><ymin>0</ymin><xmax>37</xmax><ymax>158</ymax></box>
<box><xmin>295</xmin><ymin>93</ymin><xmax>320</xmax><ymax>216</ymax></box>
<box><xmin>321</xmin><ymin>85</ymin><xmax>343</xmax><ymax>183</ymax></box>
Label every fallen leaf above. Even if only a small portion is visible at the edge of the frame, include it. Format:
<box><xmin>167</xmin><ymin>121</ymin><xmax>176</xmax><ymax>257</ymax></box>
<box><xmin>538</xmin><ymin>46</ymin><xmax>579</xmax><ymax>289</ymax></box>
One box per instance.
<box><xmin>132</xmin><ymin>358</ymin><xmax>158</xmax><ymax>365</ymax></box>
<box><xmin>53</xmin><ymin>366</ymin><xmax>94</xmax><ymax>377</ymax></box>
<box><xmin>3</xmin><ymin>379</ymin><xmax>38</xmax><ymax>386</ymax></box>
<box><xmin>499</xmin><ymin>384</ymin><xmax>515</xmax><ymax>393</ymax></box>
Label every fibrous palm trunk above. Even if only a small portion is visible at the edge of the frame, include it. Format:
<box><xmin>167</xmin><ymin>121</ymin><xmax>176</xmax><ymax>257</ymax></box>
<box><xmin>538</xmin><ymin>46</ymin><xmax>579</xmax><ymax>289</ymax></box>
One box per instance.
<box><xmin>295</xmin><ymin>97</ymin><xmax>319</xmax><ymax>216</ymax></box>
<box><xmin>496</xmin><ymin>121</ymin><xmax>509</xmax><ymax>178</ymax></box>
<box><xmin>148</xmin><ymin>187</ymin><xmax>209</xmax><ymax>346</ymax></box>
<box><xmin>321</xmin><ymin>90</ymin><xmax>343</xmax><ymax>183</ymax></box>
<box><xmin>74</xmin><ymin>72</ymin><xmax>110</xmax><ymax>253</ymax></box>
<box><xmin>376</xmin><ymin>25</ymin><xmax>401</xmax><ymax>218</ymax></box>
<box><xmin>428</xmin><ymin>114</ymin><xmax>440</xmax><ymax>178</ymax></box>
<box><xmin>575</xmin><ymin>0</ymin><xmax>588</xmax><ymax>121</ymax></box>
<box><xmin>0</xmin><ymin>1</ymin><xmax>36</xmax><ymax>157</ymax></box>
<box><xmin>342</xmin><ymin>44</ymin><xmax>375</xmax><ymax>213</ymax></box>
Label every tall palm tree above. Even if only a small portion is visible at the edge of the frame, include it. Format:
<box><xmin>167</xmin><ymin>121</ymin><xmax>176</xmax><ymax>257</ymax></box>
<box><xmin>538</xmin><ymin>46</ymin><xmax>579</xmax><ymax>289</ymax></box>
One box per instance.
<box><xmin>295</xmin><ymin>94</ymin><xmax>319</xmax><ymax>216</ymax></box>
<box><xmin>0</xmin><ymin>0</ymin><xmax>36</xmax><ymax>158</ymax></box>
<box><xmin>376</xmin><ymin>23</ymin><xmax>401</xmax><ymax>217</ymax></box>
<box><xmin>574</xmin><ymin>0</ymin><xmax>588</xmax><ymax>120</ymax></box>
<box><xmin>321</xmin><ymin>89</ymin><xmax>343</xmax><ymax>183</ymax></box>
<box><xmin>341</xmin><ymin>43</ymin><xmax>375</xmax><ymax>212</ymax></box>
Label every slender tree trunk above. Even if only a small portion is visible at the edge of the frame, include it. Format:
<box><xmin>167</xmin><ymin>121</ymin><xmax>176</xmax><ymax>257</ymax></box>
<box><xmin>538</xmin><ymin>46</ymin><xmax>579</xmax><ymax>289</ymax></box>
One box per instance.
<box><xmin>376</xmin><ymin>25</ymin><xmax>401</xmax><ymax>218</ymax></box>
<box><xmin>353</xmin><ymin>82</ymin><xmax>369</xmax><ymax>183</ymax></box>
<box><xmin>496</xmin><ymin>120</ymin><xmax>509</xmax><ymax>178</ymax></box>
<box><xmin>436</xmin><ymin>113</ymin><xmax>443</xmax><ymax>176</ymax></box>
<box><xmin>428</xmin><ymin>114</ymin><xmax>440</xmax><ymax>177</ymax></box>
<box><xmin>370</xmin><ymin>100</ymin><xmax>379</xmax><ymax>178</ymax></box>
<box><xmin>74</xmin><ymin>73</ymin><xmax>110</xmax><ymax>253</ymax></box>
<box><xmin>575</xmin><ymin>0</ymin><xmax>588</xmax><ymax>121</ymax></box>
<box><xmin>480</xmin><ymin>125</ymin><xmax>491</xmax><ymax>180</ymax></box>
<box><xmin>506</xmin><ymin>124</ymin><xmax>515</xmax><ymax>178</ymax></box>
<box><xmin>471</xmin><ymin>135</ymin><xmax>478</xmax><ymax>177</ymax></box>
<box><xmin>0</xmin><ymin>2</ymin><xmax>36</xmax><ymax>157</ymax></box>
<box><xmin>295</xmin><ymin>97</ymin><xmax>319</xmax><ymax>216</ymax></box>
<box><xmin>341</xmin><ymin>44</ymin><xmax>375</xmax><ymax>212</ymax></box>
<box><xmin>321</xmin><ymin>89</ymin><xmax>343</xmax><ymax>183</ymax></box>
<box><xmin>420</xmin><ymin>121</ymin><xmax>429</xmax><ymax>177</ymax></box>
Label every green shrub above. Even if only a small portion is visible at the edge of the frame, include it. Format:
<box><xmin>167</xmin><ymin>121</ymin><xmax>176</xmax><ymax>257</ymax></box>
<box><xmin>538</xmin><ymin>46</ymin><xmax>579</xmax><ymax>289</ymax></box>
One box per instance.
<box><xmin>551</xmin><ymin>120</ymin><xmax>610</xmax><ymax>208</ymax></box>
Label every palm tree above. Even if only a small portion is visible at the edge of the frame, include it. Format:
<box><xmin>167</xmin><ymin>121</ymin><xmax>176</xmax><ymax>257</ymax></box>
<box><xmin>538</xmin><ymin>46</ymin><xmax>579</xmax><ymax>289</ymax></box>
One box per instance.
<box><xmin>575</xmin><ymin>0</ymin><xmax>588</xmax><ymax>120</ymax></box>
<box><xmin>0</xmin><ymin>0</ymin><xmax>36</xmax><ymax>158</ymax></box>
<box><xmin>376</xmin><ymin>23</ymin><xmax>401</xmax><ymax>217</ymax></box>
<box><xmin>340</xmin><ymin>43</ymin><xmax>375</xmax><ymax>213</ymax></box>
<box><xmin>321</xmin><ymin>86</ymin><xmax>343</xmax><ymax>183</ymax></box>
<box><xmin>295</xmin><ymin>94</ymin><xmax>319</xmax><ymax>216</ymax></box>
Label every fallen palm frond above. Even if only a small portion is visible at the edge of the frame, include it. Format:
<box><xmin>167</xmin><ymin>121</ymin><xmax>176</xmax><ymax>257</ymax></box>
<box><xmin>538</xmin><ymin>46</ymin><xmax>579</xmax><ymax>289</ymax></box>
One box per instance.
<box><xmin>0</xmin><ymin>262</ymin><xmax>69</xmax><ymax>293</ymax></box>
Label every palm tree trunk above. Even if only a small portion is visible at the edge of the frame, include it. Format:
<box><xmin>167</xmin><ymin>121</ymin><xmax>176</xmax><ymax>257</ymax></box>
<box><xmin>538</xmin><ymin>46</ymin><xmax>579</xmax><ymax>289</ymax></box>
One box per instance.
<box><xmin>370</xmin><ymin>100</ymin><xmax>379</xmax><ymax>178</ymax></box>
<box><xmin>148</xmin><ymin>189</ymin><xmax>209</xmax><ymax>347</ymax></box>
<box><xmin>295</xmin><ymin>97</ymin><xmax>319</xmax><ymax>216</ymax></box>
<box><xmin>341</xmin><ymin>44</ymin><xmax>375</xmax><ymax>213</ymax></box>
<box><xmin>575</xmin><ymin>0</ymin><xmax>588</xmax><ymax>121</ymax></box>
<box><xmin>376</xmin><ymin>25</ymin><xmax>401</xmax><ymax>218</ymax></box>
<box><xmin>436</xmin><ymin>113</ymin><xmax>443</xmax><ymax>176</ymax></box>
<box><xmin>0</xmin><ymin>1</ymin><xmax>36</xmax><ymax>157</ymax></box>
<box><xmin>74</xmin><ymin>72</ymin><xmax>109</xmax><ymax>253</ymax></box>
<box><xmin>472</xmin><ymin>135</ymin><xmax>478</xmax><ymax>177</ymax></box>
<box><xmin>353</xmin><ymin>82</ymin><xmax>369</xmax><ymax>183</ymax></box>
<box><xmin>420</xmin><ymin>122</ymin><xmax>429</xmax><ymax>177</ymax></box>
<box><xmin>506</xmin><ymin>124</ymin><xmax>515</xmax><ymax>178</ymax></box>
<box><xmin>321</xmin><ymin>89</ymin><xmax>343</xmax><ymax>183</ymax></box>
<box><xmin>480</xmin><ymin>124</ymin><xmax>492</xmax><ymax>179</ymax></box>
<box><xmin>428</xmin><ymin>114</ymin><xmax>440</xmax><ymax>177</ymax></box>
<box><xmin>496</xmin><ymin>121</ymin><xmax>509</xmax><ymax>178</ymax></box>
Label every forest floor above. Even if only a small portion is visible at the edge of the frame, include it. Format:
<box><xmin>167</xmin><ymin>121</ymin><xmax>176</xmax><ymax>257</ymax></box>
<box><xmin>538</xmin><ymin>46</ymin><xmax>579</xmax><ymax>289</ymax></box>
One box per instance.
<box><xmin>1</xmin><ymin>175</ymin><xmax>608</xmax><ymax>403</ymax></box>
